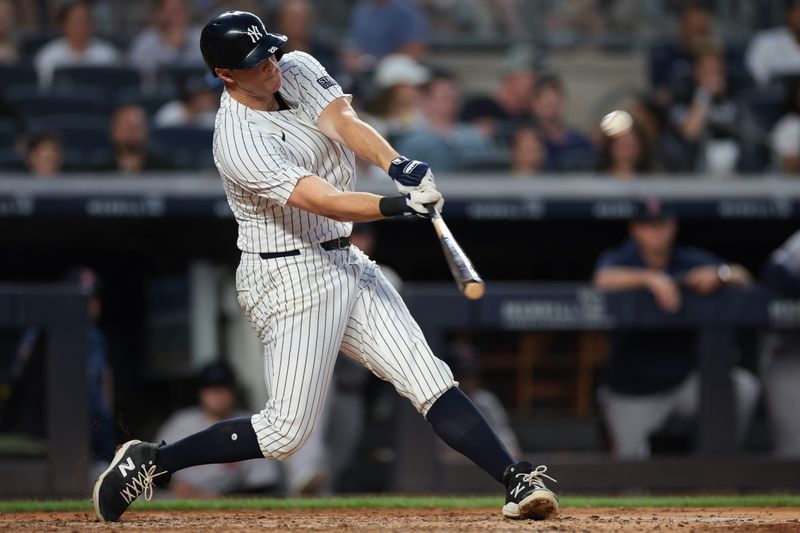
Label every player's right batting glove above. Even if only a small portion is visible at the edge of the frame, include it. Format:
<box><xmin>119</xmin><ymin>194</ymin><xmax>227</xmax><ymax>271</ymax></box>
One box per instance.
<box><xmin>388</xmin><ymin>156</ymin><xmax>437</xmax><ymax>195</ymax></box>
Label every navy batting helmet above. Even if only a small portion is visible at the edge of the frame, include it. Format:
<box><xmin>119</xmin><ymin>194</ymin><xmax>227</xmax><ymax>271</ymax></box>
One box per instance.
<box><xmin>200</xmin><ymin>11</ymin><xmax>287</xmax><ymax>77</ymax></box>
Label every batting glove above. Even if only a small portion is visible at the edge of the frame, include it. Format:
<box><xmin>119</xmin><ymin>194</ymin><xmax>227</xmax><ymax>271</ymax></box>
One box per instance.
<box><xmin>405</xmin><ymin>188</ymin><xmax>444</xmax><ymax>218</ymax></box>
<box><xmin>388</xmin><ymin>156</ymin><xmax>437</xmax><ymax>195</ymax></box>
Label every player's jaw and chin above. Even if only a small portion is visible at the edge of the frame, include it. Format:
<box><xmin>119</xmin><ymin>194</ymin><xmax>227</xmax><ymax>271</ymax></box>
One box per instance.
<box><xmin>221</xmin><ymin>59</ymin><xmax>282</xmax><ymax>100</ymax></box>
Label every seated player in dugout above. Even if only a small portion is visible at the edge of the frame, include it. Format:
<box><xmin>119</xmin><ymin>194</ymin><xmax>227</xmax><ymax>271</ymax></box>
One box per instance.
<box><xmin>593</xmin><ymin>199</ymin><xmax>761</xmax><ymax>459</ymax></box>
<box><xmin>92</xmin><ymin>11</ymin><xmax>557</xmax><ymax>522</ymax></box>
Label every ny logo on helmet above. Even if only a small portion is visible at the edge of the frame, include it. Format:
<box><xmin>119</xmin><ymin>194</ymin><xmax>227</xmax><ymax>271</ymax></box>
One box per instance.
<box><xmin>246</xmin><ymin>25</ymin><xmax>263</xmax><ymax>43</ymax></box>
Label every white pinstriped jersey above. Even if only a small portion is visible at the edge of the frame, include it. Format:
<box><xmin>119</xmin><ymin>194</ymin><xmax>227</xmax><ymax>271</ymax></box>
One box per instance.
<box><xmin>212</xmin><ymin>51</ymin><xmax>356</xmax><ymax>253</ymax></box>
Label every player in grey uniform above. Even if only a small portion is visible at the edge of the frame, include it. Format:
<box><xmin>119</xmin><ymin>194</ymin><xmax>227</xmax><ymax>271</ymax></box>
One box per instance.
<box><xmin>92</xmin><ymin>11</ymin><xmax>557</xmax><ymax>522</ymax></box>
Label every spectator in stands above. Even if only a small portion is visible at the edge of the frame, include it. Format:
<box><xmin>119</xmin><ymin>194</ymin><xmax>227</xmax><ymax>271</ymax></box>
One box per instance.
<box><xmin>746</xmin><ymin>0</ymin><xmax>800</xmax><ymax>87</ymax></box>
<box><xmin>273</xmin><ymin>0</ymin><xmax>340</xmax><ymax>78</ymax></box>
<box><xmin>154</xmin><ymin>74</ymin><xmax>219</xmax><ymax>129</ymax></box>
<box><xmin>771</xmin><ymin>84</ymin><xmax>800</xmax><ymax>173</ymax></box>
<box><xmin>101</xmin><ymin>104</ymin><xmax>172</xmax><ymax>173</ymax></box>
<box><xmin>362</xmin><ymin>54</ymin><xmax>429</xmax><ymax>140</ymax></box>
<box><xmin>670</xmin><ymin>44</ymin><xmax>750</xmax><ymax>174</ymax></box>
<box><xmin>530</xmin><ymin>75</ymin><xmax>595</xmax><ymax>172</ymax></box>
<box><xmin>420</xmin><ymin>0</ymin><xmax>521</xmax><ymax>38</ymax></box>
<box><xmin>509</xmin><ymin>125</ymin><xmax>546</xmax><ymax>177</ymax></box>
<box><xmin>648</xmin><ymin>2</ymin><xmax>713</xmax><ymax>106</ymax></box>
<box><xmin>0</xmin><ymin>0</ymin><xmax>19</xmax><ymax>63</ymax></box>
<box><xmin>596</xmin><ymin>123</ymin><xmax>653</xmax><ymax>179</ymax></box>
<box><xmin>33</xmin><ymin>0</ymin><xmax>119</xmax><ymax>88</ymax></box>
<box><xmin>593</xmin><ymin>199</ymin><xmax>759</xmax><ymax>459</ymax></box>
<box><xmin>127</xmin><ymin>0</ymin><xmax>205</xmax><ymax>87</ymax></box>
<box><xmin>394</xmin><ymin>70</ymin><xmax>496</xmax><ymax>172</ymax></box>
<box><xmin>156</xmin><ymin>361</ymin><xmax>280</xmax><ymax>498</ymax></box>
<box><xmin>25</xmin><ymin>131</ymin><xmax>63</xmax><ymax>178</ymax></box>
<box><xmin>343</xmin><ymin>0</ymin><xmax>427</xmax><ymax>73</ymax></box>
<box><xmin>461</xmin><ymin>45</ymin><xmax>536</xmax><ymax>142</ymax></box>
<box><xmin>760</xmin><ymin>230</ymin><xmax>800</xmax><ymax>457</ymax></box>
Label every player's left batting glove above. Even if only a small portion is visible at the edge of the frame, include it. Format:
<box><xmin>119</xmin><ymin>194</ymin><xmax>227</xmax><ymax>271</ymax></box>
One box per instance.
<box><xmin>388</xmin><ymin>156</ymin><xmax>437</xmax><ymax>195</ymax></box>
<box><xmin>405</xmin><ymin>188</ymin><xmax>444</xmax><ymax>218</ymax></box>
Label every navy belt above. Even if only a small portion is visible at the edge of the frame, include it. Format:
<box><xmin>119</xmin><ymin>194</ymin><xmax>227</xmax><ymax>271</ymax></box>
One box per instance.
<box><xmin>259</xmin><ymin>236</ymin><xmax>351</xmax><ymax>260</ymax></box>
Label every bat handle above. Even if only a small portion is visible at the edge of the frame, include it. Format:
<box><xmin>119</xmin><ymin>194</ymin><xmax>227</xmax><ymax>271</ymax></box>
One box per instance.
<box><xmin>425</xmin><ymin>203</ymin><xmax>441</xmax><ymax>219</ymax></box>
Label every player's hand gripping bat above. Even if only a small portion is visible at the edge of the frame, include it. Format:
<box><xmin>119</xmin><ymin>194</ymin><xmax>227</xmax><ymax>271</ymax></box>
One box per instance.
<box><xmin>427</xmin><ymin>205</ymin><xmax>485</xmax><ymax>300</ymax></box>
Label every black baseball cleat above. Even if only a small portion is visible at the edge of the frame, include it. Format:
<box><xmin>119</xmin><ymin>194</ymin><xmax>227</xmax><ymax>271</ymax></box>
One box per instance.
<box><xmin>92</xmin><ymin>440</ymin><xmax>170</xmax><ymax>522</ymax></box>
<box><xmin>502</xmin><ymin>462</ymin><xmax>558</xmax><ymax>520</ymax></box>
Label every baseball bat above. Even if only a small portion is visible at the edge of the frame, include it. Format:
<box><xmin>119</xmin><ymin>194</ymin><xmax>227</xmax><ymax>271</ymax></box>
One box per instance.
<box><xmin>427</xmin><ymin>205</ymin><xmax>485</xmax><ymax>300</ymax></box>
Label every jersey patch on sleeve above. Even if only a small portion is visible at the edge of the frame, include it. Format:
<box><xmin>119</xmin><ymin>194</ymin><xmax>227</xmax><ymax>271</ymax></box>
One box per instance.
<box><xmin>317</xmin><ymin>76</ymin><xmax>337</xmax><ymax>89</ymax></box>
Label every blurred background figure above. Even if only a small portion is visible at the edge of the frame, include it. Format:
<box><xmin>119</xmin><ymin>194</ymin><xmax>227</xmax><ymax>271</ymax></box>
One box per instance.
<box><xmin>746</xmin><ymin>0</ymin><xmax>800</xmax><ymax>87</ymax></box>
<box><xmin>530</xmin><ymin>74</ymin><xmax>595</xmax><ymax>172</ymax></box>
<box><xmin>760</xmin><ymin>230</ymin><xmax>800</xmax><ymax>457</ymax></box>
<box><xmin>648</xmin><ymin>2</ymin><xmax>714</xmax><ymax>107</ymax></box>
<box><xmin>34</xmin><ymin>0</ymin><xmax>118</xmax><ymax>88</ymax></box>
<box><xmin>449</xmin><ymin>342</ymin><xmax>520</xmax><ymax>456</ymax></box>
<box><xmin>127</xmin><ymin>0</ymin><xmax>205</xmax><ymax>87</ymax></box>
<box><xmin>65</xmin><ymin>268</ymin><xmax>117</xmax><ymax>479</ymax></box>
<box><xmin>421</xmin><ymin>0</ymin><xmax>521</xmax><ymax>38</ymax></box>
<box><xmin>101</xmin><ymin>104</ymin><xmax>172</xmax><ymax>173</ymax></box>
<box><xmin>153</xmin><ymin>74</ymin><xmax>219</xmax><ymax>129</ymax></box>
<box><xmin>395</xmin><ymin>70</ymin><xmax>496</xmax><ymax>171</ymax></box>
<box><xmin>461</xmin><ymin>45</ymin><xmax>537</xmax><ymax>143</ymax></box>
<box><xmin>596</xmin><ymin>123</ymin><xmax>653</xmax><ymax>180</ymax></box>
<box><xmin>669</xmin><ymin>44</ymin><xmax>750</xmax><ymax>175</ymax></box>
<box><xmin>593</xmin><ymin>200</ymin><xmax>759</xmax><ymax>459</ymax></box>
<box><xmin>273</xmin><ymin>0</ymin><xmax>340</xmax><ymax>78</ymax></box>
<box><xmin>156</xmin><ymin>361</ymin><xmax>280</xmax><ymax>498</ymax></box>
<box><xmin>25</xmin><ymin>131</ymin><xmax>64</xmax><ymax>178</ymax></box>
<box><xmin>343</xmin><ymin>0</ymin><xmax>428</xmax><ymax>74</ymax></box>
<box><xmin>508</xmin><ymin>125</ymin><xmax>546</xmax><ymax>177</ymax></box>
<box><xmin>0</xmin><ymin>0</ymin><xmax>19</xmax><ymax>63</ymax></box>
<box><xmin>771</xmin><ymin>84</ymin><xmax>800</xmax><ymax>173</ymax></box>
<box><xmin>362</xmin><ymin>54</ymin><xmax>429</xmax><ymax>140</ymax></box>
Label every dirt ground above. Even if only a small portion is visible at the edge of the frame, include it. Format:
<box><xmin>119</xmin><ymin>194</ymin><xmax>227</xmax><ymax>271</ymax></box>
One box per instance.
<box><xmin>1</xmin><ymin>507</ymin><xmax>799</xmax><ymax>532</ymax></box>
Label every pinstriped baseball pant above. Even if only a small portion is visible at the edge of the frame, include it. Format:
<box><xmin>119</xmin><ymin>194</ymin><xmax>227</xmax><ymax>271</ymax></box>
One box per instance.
<box><xmin>235</xmin><ymin>245</ymin><xmax>455</xmax><ymax>460</ymax></box>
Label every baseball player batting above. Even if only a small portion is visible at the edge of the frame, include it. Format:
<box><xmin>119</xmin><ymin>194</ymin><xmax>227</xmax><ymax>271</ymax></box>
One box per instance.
<box><xmin>92</xmin><ymin>10</ymin><xmax>557</xmax><ymax>522</ymax></box>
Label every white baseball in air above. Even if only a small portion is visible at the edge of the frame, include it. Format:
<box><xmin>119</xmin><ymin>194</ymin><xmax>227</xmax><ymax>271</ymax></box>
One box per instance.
<box><xmin>600</xmin><ymin>110</ymin><xmax>633</xmax><ymax>137</ymax></box>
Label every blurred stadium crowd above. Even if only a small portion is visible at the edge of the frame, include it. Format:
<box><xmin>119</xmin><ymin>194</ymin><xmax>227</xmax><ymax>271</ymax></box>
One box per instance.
<box><xmin>3</xmin><ymin>0</ymin><xmax>800</xmax><ymax>178</ymax></box>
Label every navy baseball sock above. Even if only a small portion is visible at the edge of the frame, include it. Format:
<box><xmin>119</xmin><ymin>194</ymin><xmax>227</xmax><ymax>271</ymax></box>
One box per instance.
<box><xmin>425</xmin><ymin>387</ymin><xmax>515</xmax><ymax>484</ymax></box>
<box><xmin>156</xmin><ymin>416</ymin><xmax>263</xmax><ymax>473</ymax></box>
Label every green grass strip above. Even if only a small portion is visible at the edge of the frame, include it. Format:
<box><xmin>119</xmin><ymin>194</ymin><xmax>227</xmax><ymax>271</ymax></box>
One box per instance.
<box><xmin>2</xmin><ymin>495</ymin><xmax>800</xmax><ymax>513</ymax></box>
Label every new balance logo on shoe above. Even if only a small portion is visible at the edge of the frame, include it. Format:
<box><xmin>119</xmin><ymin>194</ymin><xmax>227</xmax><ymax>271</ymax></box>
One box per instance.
<box><xmin>510</xmin><ymin>483</ymin><xmax>526</xmax><ymax>499</ymax></box>
<box><xmin>118</xmin><ymin>457</ymin><xmax>136</xmax><ymax>478</ymax></box>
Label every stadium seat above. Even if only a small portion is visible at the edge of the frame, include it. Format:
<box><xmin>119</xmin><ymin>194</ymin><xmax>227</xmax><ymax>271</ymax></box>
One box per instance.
<box><xmin>6</xmin><ymin>86</ymin><xmax>110</xmax><ymax>120</ymax></box>
<box><xmin>18</xmin><ymin>30</ymin><xmax>58</xmax><ymax>60</ymax></box>
<box><xmin>52</xmin><ymin>66</ymin><xmax>141</xmax><ymax>97</ymax></box>
<box><xmin>0</xmin><ymin>120</ymin><xmax>18</xmax><ymax>147</ymax></box>
<box><xmin>114</xmin><ymin>87</ymin><xmax>178</xmax><ymax>116</ymax></box>
<box><xmin>0</xmin><ymin>147</ymin><xmax>26</xmax><ymax>172</ymax></box>
<box><xmin>740</xmin><ymin>85</ymin><xmax>788</xmax><ymax>132</ymax></box>
<box><xmin>154</xmin><ymin>66</ymin><xmax>213</xmax><ymax>93</ymax></box>
<box><xmin>0</xmin><ymin>64</ymin><xmax>38</xmax><ymax>97</ymax></box>
<box><xmin>150</xmin><ymin>127</ymin><xmax>214</xmax><ymax>169</ymax></box>
<box><xmin>27</xmin><ymin>117</ymin><xmax>113</xmax><ymax>170</ymax></box>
